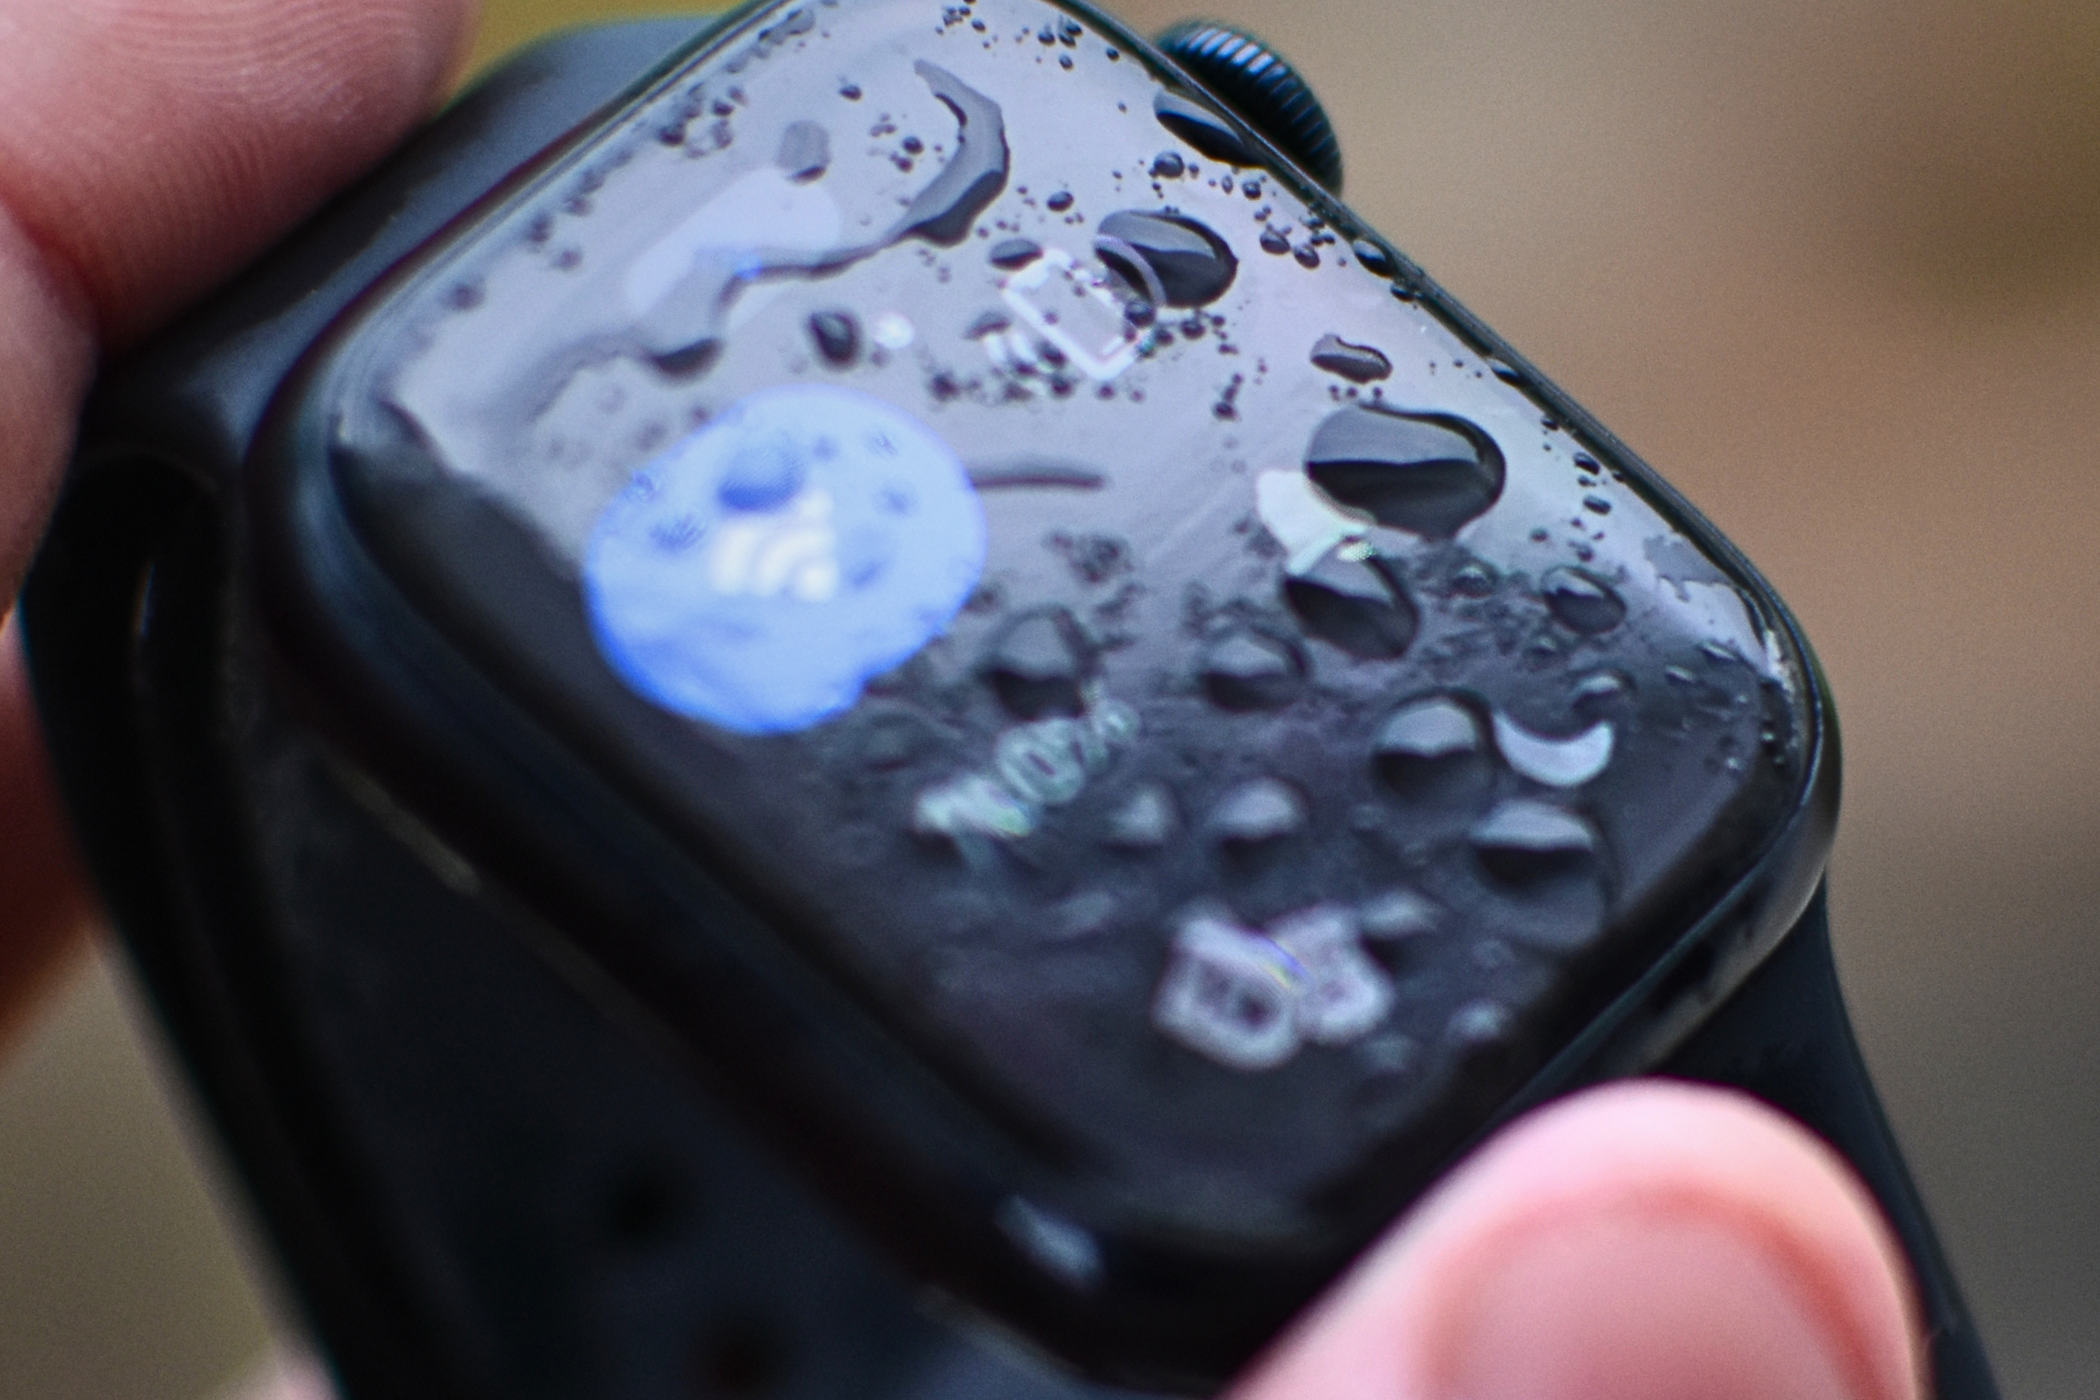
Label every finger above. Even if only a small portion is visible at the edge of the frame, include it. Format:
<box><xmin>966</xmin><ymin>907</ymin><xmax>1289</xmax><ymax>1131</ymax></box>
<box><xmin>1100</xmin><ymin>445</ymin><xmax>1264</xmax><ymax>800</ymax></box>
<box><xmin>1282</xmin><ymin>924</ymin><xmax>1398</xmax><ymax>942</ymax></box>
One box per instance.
<box><xmin>0</xmin><ymin>0</ymin><xmax>481</xmax><ymax>1036</ymax></box>
<box><xmin>1234</xmin><ymin>1081</ymin><xmax>1925</xmax><ymax>1400</ymax></box>
<box><xmin>0</xmin><ymin>0</ymin><xmax>482</xmax><ymax>593</ymax></box>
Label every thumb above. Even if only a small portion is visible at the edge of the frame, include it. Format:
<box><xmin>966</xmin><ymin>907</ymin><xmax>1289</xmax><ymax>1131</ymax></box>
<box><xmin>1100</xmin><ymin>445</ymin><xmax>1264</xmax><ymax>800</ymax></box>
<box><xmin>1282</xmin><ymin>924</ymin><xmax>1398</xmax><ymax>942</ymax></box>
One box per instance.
<box><xmin>1233</xmin><ymin>1080</ymin><xmax>1925</xmax><ymax>1400</ymax></box>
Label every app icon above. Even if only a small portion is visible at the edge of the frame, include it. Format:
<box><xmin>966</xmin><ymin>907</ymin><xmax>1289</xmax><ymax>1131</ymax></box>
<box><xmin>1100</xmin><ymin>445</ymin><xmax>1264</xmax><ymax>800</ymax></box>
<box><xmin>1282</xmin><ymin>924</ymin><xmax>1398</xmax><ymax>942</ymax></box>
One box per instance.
<box><xmin>585</xmin><ymin>385</ymin><xmax>986</xmax><ymax>733</ymax></box>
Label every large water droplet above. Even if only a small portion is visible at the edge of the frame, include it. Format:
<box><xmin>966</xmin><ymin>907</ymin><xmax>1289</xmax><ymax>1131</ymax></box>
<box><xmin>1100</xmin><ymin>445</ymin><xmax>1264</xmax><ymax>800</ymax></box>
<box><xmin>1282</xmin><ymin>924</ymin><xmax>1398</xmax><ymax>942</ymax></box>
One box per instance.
<box><xmin>1309</xmin><ymin>333</ymin><xmax>1392</xmax><ymax>384</ymax></box>
<box><xmin>1153</xmin><ymin>90</ymin><xmax>1254</xmax><ymax>166</ymax></box>
<box><xmin>1200</xmin><ymin>630</ymin><xmax>1307</xmax><ymax>711</ymax></box>
<box><xmin>1469</xmin><ymin>799</ymin><xmax>1599</xmax><ymax>883</ymax></box>
<box><xmin>1491</xmin><ymin>713</ymin><xmax>1615</xmax><ymax>787</ymax></box>
<box><xmin>1540</xmin><ymin>566</ymin><xmax>1626</xmax><ymax>634</ymax></box>
<box><xmin>1305</xmin><ymin>407</ymin><xmax>1505</xmax><ymax>537</ymax></box>
<box><xmin>1374</xmin><ymin>696</ymin><xmax>1491</xmax><ymax>803</ymax></box>
<box><xmin>982</xmin><ymin>608</ymin><xmax>1089</xmax><ymax>718</ymax></box>
<box><xmin>1209</xmin><ymin>777</ymin><xmax>1308</xmax><ymax>846</ymax></box>
<box><xmin>1095</xmin><ymin>210</ymin><xmax>1238</xmax><ymax>307</ymax></box>
<box><xmin>1283</xmin><ymin>553</ymin><xmax>1418</xmax><ymax>659</ymax></box>
<box><xmin>888</xmin><ymin>61</ymin><xmax>1010</xmax><ymax>246</ymax></box>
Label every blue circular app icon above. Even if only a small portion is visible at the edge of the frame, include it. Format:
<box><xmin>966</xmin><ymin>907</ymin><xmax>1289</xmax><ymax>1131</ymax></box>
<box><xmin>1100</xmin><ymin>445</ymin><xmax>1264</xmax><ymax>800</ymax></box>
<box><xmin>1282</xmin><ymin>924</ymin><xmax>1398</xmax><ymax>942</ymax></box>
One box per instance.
<box><xmin>585</xmin><ymin>385</ymin><xmax>987</xmax><ymax>733</ymax></box>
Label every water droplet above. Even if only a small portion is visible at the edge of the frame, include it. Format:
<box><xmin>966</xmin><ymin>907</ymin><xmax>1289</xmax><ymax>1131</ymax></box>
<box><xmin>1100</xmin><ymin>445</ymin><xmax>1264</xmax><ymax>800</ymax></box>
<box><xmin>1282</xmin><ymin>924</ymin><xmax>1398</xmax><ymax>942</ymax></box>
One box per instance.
<box><xmin>1571</xmin><ymin>668</ymin><xmax>1635</xmax><ymax>715</ymax></box>
<box><xmin>1491</xmin><ymin>713</ymin><xmax>1614</xmax><ymax>787</ymax></box>
<box><xmin>1583</xmin><ymin>493</ymin><xmax>1612</xmax><ymax>515</ymax></box>
<box><xmin>1293</xmin><ymin>243</ymin><xmax>1320</xmax><ymax>269</ymax></box>
<box><xmin>1469</xmin><ymin>799</ymin><xmax>1599</xmax><ymax>883</ymax></box>
<box><xmin>1150</xmin><ymin>151</ymin><xmax>1185</xmax><ymax>179</ymax></box>
<box><xmin>1153</xmin><ymin>89</ymin><xmax>1254</xmax><ymax>166</ymax></box>
<box><xmin>1283</xmin><ymin>553</ymin><xmax>1419</xmax><ymax>659</ymax></box>
<box><xmin>966</xmin><ymin>309</ymin><xmax>1011</xmax><ymax>338</ymax></box>
<box><xmin>1104</xmin><ymin>784</ymin><xmax>1178</xmax><ymax>849</ymax></box>
<box><xmin>885</xmin><ymin>62</ymin><xmax>1010</xmax><ymax>247</ymax></box>
<box><xmin>989</xmin><ymin>236</ymin><xmax>1042</xmax><ymax>270</ymax></box>
<box><xmin>1059</xmin><ymin>53</ymin><xmax>1075</xmax><ymax>70</ymax></box>
<box><xmin>1209</xmin><ymin>778</ymin><xmax>1308</xmax><ymax>846</ymax></box>
<box><xmin>808</xmin><ymin>310</ymin><xmax>860</xmax><ymax>366</ymax></box>
<box><xmin>1352</xmin><ymin>239</ymin><xmax>1394</xmax><ymax>275</ymax></box>
<box><xmin>1046</xmin><ymin>190</ymin><xmax>1075</xmax><ymax>212</ymax></box>
<box><xmin>1540</xmin><ymin>566</ymin><xmax>1626</xmax><ymax>634</ymax></box>
<box><xmin>776</xmin><ymin>120</ymin><xmax>831</xmax><ymax>182</ymax></box>
<box><xmin>1489</xmin><ymin>359</ymin><xmax>1526</xmax><ymax>386</ymax></box>
<box><xmin>1374</xmin><ymin>696</ymin><xmax>1492</xmax><ymax>802</ymax></box>
<box><xmin>1259</xmin><ymin>227</ymin><xmax>1290</xmax><ymax>256</ymax></box>
<box><xmin>1360</xmin><ymin>889</ymin><xmax>1440</xmax><ymax>939</ymax></box>
<box><xmin>1448</xmin><ymin>560</ymin><xmax>1499</xmax><ymax>598</ymax></box>
<box><xmin>1305</xmin><ymin>407</ymin><xmax>1506</xmax><ymax>537</ymax></box>
<box><xmin>982</xmin><ymin>608</ymin><xmax>1089</xmax><ymax>718</ymax></box>
<box><xmin>840</xmin><ymin>83</ymin><xmax>863</xmax><ymax>100</ymax></box>
<box><xmin>1095</xmin><ymin>210</ymin><xmax>1238</xmax><ymax>307</ymax></box>
<box><xmin>1309</xmin><ymin>333</ymin><xmax>1392</xmax><ymax>384</ymax></box>
<box><xmin>717</xmin><ymin>441</ymin><xmax>806</xmax><ymax>511</ymax></box>
<box><xmin>1200</xmin><ymin>631</ymin><xmax>1307</xmax><ymax>711</ymax></box>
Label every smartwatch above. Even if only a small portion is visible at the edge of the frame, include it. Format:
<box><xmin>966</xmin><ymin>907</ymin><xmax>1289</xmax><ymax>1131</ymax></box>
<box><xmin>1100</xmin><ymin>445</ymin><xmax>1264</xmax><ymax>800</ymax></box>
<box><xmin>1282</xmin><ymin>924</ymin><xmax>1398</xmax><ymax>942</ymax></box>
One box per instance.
<box><xmin>22</xmin><ymin>2</ymin><xmax>1998</xmax><ymax>1397</ymax></box>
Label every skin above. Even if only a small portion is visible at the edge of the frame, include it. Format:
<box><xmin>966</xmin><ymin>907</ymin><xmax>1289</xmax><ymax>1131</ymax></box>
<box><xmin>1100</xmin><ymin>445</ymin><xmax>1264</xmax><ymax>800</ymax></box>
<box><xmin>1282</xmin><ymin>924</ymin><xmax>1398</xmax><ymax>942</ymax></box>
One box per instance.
<box><xmin>0</xmin><ymin>3</ymin><xmax>1925</xmax><ymax>1397</ymax></box>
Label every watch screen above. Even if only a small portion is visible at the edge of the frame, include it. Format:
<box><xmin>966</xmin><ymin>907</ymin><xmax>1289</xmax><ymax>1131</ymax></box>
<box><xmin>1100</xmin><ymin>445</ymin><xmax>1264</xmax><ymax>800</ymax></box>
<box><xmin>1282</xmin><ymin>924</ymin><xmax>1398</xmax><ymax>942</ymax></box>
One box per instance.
<box><xmin>325</xmin><ymin>0</ymin><xmax>1811</xmax><ymax>1239</ymax></box>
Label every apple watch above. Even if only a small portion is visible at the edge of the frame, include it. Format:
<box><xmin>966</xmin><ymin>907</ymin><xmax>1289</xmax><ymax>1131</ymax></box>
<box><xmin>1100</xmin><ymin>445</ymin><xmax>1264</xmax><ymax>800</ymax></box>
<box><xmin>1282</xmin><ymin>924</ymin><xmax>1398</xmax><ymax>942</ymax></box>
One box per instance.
<box><xmin>22</xmin><ymin>2</ymin><xmax>1997</xmax><ymax>1397</ymax></box>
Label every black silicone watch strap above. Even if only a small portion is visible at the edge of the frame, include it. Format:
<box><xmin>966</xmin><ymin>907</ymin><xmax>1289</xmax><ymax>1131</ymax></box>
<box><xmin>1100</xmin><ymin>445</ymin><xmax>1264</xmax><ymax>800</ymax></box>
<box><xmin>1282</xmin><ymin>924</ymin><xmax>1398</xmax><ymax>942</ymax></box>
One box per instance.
<box><xmin>1661</xmin><ymin>892</ymin><xmax>1999</xmax><ymax>1400</ymax></box>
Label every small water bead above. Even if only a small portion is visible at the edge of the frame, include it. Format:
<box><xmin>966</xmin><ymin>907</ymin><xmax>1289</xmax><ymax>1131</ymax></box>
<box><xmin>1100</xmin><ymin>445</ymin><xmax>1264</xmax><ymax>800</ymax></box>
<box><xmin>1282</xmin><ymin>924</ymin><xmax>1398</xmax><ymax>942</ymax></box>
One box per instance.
<box><xmin>1305</xmin><ymin>407</ymin><xmax>1506</xmax><ymax>538</ymax></box>
<box><xmin>1046</xmin><ymin>191</ymin><xmax>1075</xmax><ymax>212</ymax></box>
<box><xmin>1309</xmin><ymin>333</ymin><xmax>1392</xmax><ymax>384</ymax></box>
<box><xmin>982</xmin><ymin>608</ymin><xmax>1090</xmax><ymax>718</ymax></box>
<box><xmin>1259</xmin><ymin>227</ymin><xmax>1290</xmax><ymax>256</ymax></box>
<box><xmin>1200</xmin><ymin>631</ymin><xmax>1307</xmax><ymax>711</ymax></box>
<box><xmin>807</xmin><ymin>310</ymin><xmax>860</xmax><ymax>366</ymax></box>
<box><xmin>1539</xmin><ymin>566</ymin><xmax>1627</xmax><ymax>634</ymax></box>
<box><xmin>1571</xmin><ymin>668</ymin><xmax>1635</xmax><ymax>715</ymax></box>
<box><xmin>1359</xmin><ymin>889</ymin><xmax>1440</xmax><ymax>939</ymax></box>
<box><xmin>1351</xmin><ymin>239</ymin><xmax>1394</xmax><ymax>275</ymax></box>
<box><xmin>1209</xmin><ymin>778</ymin><xmax>1309</xmax><ymax>846</ymax></box>
<box><xmin>1490</xmin><ymin>713</ymin><xmax>1614</xmax><ymax>787</ymax></box>
<box><xmin>988</xmin><ymin>236</ymin><xmax>1041</xmax><ymax>270</ymax></box>
<box><xmin>1293</xmin><ymin>244</ymin><xmax>1320</xmax><ymax>269</ymax></box>
<box><xmin>1583</xmin><ymin>494</ymin><xmax>1612</xmax><ymax>516</ymax></box>
<box><xmin>839</xmin><ymin>83</ymin><xmax>863</xmax><ymax>100</ymax></box>
<box><xmin>1282</xmin><ymin>552</ymin><xmax>1419</xmax><ymax>660</ymax></box>
<box><xmin>1150</xmin><ymin>151</ymin><xmax>1185</xmax><ymax>179</ymax></box>
<box><xmin>1448</xmin><ymin>560</ymin><xmax>1499</xmax><ymax>598</ymax></box>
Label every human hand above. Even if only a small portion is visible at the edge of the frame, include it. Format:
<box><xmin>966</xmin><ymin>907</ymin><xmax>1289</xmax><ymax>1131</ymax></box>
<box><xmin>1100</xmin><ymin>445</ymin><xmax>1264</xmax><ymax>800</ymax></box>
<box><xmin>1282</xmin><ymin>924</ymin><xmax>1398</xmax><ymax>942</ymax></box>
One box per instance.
<box><xmin>0</xmin><ymin>7</ymin><xmax>1924</xmax><ymax>1400</ymax></box>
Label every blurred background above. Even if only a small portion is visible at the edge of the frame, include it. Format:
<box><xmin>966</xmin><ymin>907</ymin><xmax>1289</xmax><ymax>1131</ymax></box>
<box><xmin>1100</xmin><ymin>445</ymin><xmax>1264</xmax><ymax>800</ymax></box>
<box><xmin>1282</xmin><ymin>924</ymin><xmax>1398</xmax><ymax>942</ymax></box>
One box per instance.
<box><xmin>3</xmin><ymin>0</ymin><xmax>2097</xmax><ymax>1396</ymax></box>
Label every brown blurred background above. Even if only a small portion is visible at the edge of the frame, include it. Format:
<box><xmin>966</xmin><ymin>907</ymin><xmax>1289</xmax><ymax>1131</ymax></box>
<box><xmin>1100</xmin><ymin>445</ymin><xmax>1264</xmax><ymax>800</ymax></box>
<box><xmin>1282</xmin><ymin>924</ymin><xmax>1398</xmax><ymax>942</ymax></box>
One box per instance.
<box><xmin>3</xmin><ymin>0</ymin><xmax>2097</xmax><ymax>1396</ymax></box>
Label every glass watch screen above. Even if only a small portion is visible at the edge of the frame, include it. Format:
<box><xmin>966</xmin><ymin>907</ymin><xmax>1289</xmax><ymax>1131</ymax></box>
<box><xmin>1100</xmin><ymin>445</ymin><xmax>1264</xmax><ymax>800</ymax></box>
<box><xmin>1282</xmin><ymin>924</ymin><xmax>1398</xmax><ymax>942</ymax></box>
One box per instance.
<box><xmin>323</xmin><ymin>0</ymin><xmax>1811</xmax><ymax>1240</ymax></box>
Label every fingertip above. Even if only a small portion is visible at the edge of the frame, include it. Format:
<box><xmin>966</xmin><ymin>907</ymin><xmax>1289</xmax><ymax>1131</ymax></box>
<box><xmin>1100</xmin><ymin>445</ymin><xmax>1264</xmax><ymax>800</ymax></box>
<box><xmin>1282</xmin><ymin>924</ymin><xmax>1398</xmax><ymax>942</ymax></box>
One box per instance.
<box><xmin>1235</xmin><ymin>1081</ymin><xmax>1925</xmax><ymax>1400</ymax></box>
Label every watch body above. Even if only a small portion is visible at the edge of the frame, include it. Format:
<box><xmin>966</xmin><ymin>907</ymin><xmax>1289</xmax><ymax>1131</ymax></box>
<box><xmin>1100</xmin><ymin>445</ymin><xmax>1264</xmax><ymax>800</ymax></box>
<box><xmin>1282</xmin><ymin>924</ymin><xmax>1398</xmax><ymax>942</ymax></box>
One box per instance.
<box><xmin>21</xmin><ymin>3</ymin><xmax>1991</xmax><ymax>1397</ymax></box>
